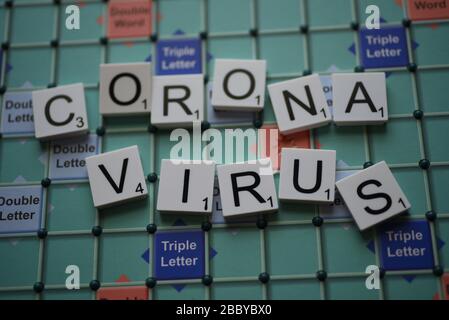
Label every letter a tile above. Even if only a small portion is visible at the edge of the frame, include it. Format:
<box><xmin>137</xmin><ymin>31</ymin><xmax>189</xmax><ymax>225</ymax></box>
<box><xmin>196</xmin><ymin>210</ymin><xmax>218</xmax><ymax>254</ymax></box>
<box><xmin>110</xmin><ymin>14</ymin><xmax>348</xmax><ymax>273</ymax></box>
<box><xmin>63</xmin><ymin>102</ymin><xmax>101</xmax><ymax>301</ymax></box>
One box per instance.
<box><xmin>332</xmin><ymin>73</ymin><xmax>388</xmax><ymax>125</ymax></box>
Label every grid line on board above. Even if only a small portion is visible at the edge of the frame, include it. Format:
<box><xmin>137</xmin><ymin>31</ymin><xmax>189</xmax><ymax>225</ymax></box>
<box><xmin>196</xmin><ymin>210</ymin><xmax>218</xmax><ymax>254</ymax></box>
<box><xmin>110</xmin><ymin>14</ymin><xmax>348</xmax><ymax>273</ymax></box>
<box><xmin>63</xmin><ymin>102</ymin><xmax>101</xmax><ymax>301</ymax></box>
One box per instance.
<box><xmin>400</xmin><ymin>0</ymin><xmax>445</xmax><ymax>299</ymax></box>
<box><xmin>299</xmin><ymin>0</ymin><xmax>327</xmax><ymax>301</ymax></box>
<box><xmin>199</xmin><ymin>0</ymin><xmax>212</xmax><ymax>301</ymax></box>
<box><xmin>248</xmin><ymin>0</ymin><xmax>270</xmax><ymax>301</ymax></box>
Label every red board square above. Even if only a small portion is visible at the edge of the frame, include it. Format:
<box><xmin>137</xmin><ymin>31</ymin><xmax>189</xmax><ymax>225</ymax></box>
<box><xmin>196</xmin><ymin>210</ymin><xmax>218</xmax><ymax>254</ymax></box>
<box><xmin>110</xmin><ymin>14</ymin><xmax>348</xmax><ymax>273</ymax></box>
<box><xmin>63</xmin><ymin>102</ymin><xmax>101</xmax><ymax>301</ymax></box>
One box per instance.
<box><xmin>443</xmin><ymin>273</ymin><xmax>449</xmax><ymax>300</ymax></box>
<box><xmin>408</xmin><ymin>0</ymin><xmax>449</xmax><ymax>21</ymax></box>
<box><xmin>108</xmin><ymin>0</ymin><xmax>152</xmax><ymax>39</ymax></box>
<box><xmin>96</xmin><ymin>286</ymin><xmax>149</xmax><ymax>300</ymax></box>
<box><xmin>258</xmin><ymin>125</ymin><xmax>310</xmax><ymax>171</ymax></box>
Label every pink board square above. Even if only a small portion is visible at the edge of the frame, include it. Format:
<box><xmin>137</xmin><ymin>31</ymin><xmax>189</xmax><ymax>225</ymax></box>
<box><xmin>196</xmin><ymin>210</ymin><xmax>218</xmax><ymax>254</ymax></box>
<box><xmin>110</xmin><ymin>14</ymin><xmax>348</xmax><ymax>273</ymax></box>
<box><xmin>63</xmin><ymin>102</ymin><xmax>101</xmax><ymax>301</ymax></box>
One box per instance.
<box><xmin>108</xmin><ymin>0</ymin><xmax>152</xmax><ymax>39</ymax></box>
<box><xmin>408</xmin><ymin>0</ymin><xmax>449</xmax><ymax>21</ymax></box>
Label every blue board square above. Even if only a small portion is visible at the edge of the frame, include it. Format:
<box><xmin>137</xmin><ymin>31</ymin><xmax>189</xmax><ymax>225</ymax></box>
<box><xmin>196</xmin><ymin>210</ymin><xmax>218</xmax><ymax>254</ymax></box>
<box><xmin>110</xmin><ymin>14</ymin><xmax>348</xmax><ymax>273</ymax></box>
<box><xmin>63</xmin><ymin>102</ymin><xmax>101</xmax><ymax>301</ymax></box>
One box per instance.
<box><xmin>49</xmin><ymin>134</ymin><xmax>99</xmax><ymax>180</ymax></box>
<box><xmin>0</xmin><ymin>185</ymin><xmax>43</xmax><ymax>234</ymax></box>
<box><xmin>1</xmin><ymin>91</ymin><xmax>34</xmax><ymax>135</ymax></box>
<box><xmin>379</xmin><ymin>220</ymin><xmax>434</xmax><ymax>271</ymax></box>
<box><xmin>156</xmin><ymin>38</ymin><xmax>202</xmax><ymax>75</ymax></box>
<box><xmin>154</xmin><ymin>230</ymin><xmax>205</xmax><ymax>280</ymax></box>
<box><xmin>359</xmin><ymin>26</ymin><xmax>409</xmax><ymax>69</ymax></box>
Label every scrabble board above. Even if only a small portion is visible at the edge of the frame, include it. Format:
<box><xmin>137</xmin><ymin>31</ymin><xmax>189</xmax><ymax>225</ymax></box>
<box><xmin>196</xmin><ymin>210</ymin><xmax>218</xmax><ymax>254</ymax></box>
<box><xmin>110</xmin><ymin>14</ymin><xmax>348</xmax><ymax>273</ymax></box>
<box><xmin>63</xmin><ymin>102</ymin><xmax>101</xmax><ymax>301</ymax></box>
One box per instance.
<box><xmin>0</xmin><ymin>0</ymin><xmax>449</xmax><ymax>300</ymax></box>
